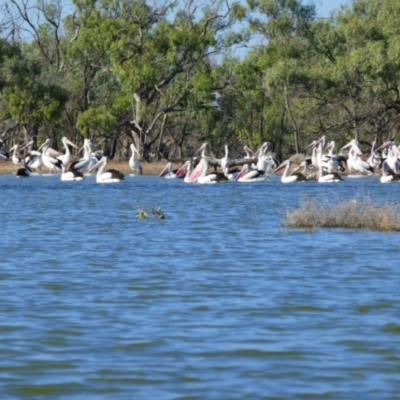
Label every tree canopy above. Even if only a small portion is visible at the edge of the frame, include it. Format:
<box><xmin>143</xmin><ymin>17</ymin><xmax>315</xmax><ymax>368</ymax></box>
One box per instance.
<box><xmin>1</xmin><ymin>0</ymin><xmax>400</xmax><ymax>159</ymax></box>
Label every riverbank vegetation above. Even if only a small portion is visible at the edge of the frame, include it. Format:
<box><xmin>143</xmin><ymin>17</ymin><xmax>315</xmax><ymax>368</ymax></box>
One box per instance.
<box><xmin>1</xmin><ymin>0</ymin><xmax>400</xmax><ymax>162</ymax></box>
<box><xmin>283</xmin><ymin>196</ymin><xmax>400</xmax><ymax>232</ymax></box>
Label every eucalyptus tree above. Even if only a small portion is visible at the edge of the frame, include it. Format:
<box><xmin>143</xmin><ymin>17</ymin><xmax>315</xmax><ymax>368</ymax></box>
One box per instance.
<box><xmin>302</xmin><ymin>0</ymin><xmax>400</xmax><ymax>147</ymax></box>
<box><xmin>71</xmin><ymin>0</ymin><xmax>244</xmax><ymax>160</ymax></box>
<box><xmin>0</xmin><ymin>38</ymin><xmax>68</xmax><ymax>144</ymax></box>
<box><xmin>243</xmin><ymin>0</ymin><xmax>317</xmax><ymax>154</ymax></box>
<box><xmin>0</xmin><ymin>0</ymin><xmax>73</xmax><ymax>146</ymax></box>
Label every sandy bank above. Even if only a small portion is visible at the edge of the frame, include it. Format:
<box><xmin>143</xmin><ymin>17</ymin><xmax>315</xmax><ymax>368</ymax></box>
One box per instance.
<box><xmin>0</xmin><ymin>159</ymin><xmax>184</xmax><ymax>176</ymax></box>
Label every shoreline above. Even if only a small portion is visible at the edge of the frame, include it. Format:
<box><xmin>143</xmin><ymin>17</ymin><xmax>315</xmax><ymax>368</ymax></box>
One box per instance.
<box><xmin>0</xmin><ymin>159</ymin><xmax>179</xmax><ymax>176</ymax></box>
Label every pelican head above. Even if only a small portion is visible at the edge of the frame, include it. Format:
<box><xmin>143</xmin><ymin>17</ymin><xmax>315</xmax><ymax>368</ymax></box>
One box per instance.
<box><xmin>159</xmin><ymin>162</ymin><xmax>173</xmax><ymax>177</ymax></box>
<box><xmin>62</xmin><ymin>137</ymin><xmax>78</xmax><ymax>149</ymax></box>
<box><xmin>274</xmin><ymin>159</ymin><xmax>291</xmax><ymax>174</ymax></box>
<box><xmin>87</xmin><ymin>156</ymin><xmax>108</xmax><ymax>173</ymax></box>
<box><xmin>38</xmin><ymin>138</ymin><xmax>52</xmax><ymax>151</ymax></box>
<box><xmin>130</xmin><ymin>143</ymin><xmax>139</xmax><ymax>155</ymax></box>
<box><xmin>196</xmin><ymin>143</ymin><xmax>207</xmax><ymax>154</ymax></box>
<box><xmin>341</xmin><ymin>139</ymin><xmax>363</xmax><ymax>156</ymax></box>
<box><xmin>244</xmin><ymin>146</ymin><xmax>254</xmax><ymax>157</ymax></box>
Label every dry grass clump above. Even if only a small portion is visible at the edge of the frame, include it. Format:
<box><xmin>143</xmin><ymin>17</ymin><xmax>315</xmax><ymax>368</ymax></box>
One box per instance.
<box><xmin>283</xmin><ymin>196</ymin><xmax>400</xmax><ymax>232</ymax></box>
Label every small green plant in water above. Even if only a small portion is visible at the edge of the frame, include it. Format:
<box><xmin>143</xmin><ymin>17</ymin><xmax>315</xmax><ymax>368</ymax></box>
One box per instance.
<box><xmin>136</xmin><ymin>207</ymin><xmax>148</xmax><ymax>220</ymax></box>
<box><xmin>136</xmin><ymin>202</ymin><xmax>167</xmax><ymax>220</ymax></box>
<box><xmin>152</xmin><ymin>207</ymin><xmax>166</xmax><ymax>220</ymax></box>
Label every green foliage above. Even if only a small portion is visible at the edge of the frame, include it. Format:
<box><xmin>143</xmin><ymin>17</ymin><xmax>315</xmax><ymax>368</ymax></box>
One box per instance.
<box><xmin>77</xmin><ymin>106</ymin><xmax>117</xmax><ymax>134</ymax></box>
<box><xmin>136</xmin><ymin>202</ymin><xmax>167</xmax><ymax>220</ymax></box>
<box><xmin>3</xmin><ymin>0</ymin><xmax>400</xmax><ymax>159</ymax></box>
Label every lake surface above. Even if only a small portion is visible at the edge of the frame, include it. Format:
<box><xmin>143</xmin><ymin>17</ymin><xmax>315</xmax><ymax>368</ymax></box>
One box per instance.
<box><xmin>1</xmin><ymin>173</ymin><xmax>400</xmax><ymax>399</ymax></box>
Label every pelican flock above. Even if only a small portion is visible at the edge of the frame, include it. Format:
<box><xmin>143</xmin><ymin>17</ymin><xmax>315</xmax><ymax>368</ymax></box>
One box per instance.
<box><xmin>1</xmin><ymin>137</ymin><xmax>399</xmax><ymax>185</ymax></box>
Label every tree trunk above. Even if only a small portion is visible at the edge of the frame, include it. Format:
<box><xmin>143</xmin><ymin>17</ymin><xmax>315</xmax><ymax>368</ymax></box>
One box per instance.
<box><xmin>284</xmin><ymin>90</ymin><xmax>299</xmax><ymax>154</ymax></box>
<box><xmin>155</xmin><ymin>114</ymin><xmax>168</xmax><ymax>161</ymax></box>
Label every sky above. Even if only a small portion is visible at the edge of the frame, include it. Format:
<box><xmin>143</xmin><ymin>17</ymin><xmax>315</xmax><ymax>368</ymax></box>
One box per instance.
<box><xmin>316</xmin><ymin>0</ymin><xmax>350</xmax><ymax>17</ymax></box>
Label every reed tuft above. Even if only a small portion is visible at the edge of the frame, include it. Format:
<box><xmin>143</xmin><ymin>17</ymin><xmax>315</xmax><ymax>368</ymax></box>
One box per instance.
<box><xmin>283</xmin><ymin>195</ymin><xmax>400</xmax><ymax>232</ymax></box>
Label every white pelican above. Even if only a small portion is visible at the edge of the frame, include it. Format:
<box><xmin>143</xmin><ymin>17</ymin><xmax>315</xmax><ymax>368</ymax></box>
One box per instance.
<box><xmin>159</xmin><ymin>162</ymin><xmax>176</xmax><ymax>179</ymax></box>
<box><xmin>305</xmin><ymin>136</ymin><xmax>326</xmax><ymax>169</ymax></box>
<box><xmin>236</xmin><ymin>164</ymin><xmax>267</xmax><ymax>182</ymax></box>
<box><xmin>159</xmin><ymin>162</ymin><xmax>186</xmax><ymax>179</ymax></box>
<box><xmin>321</xmin><ymin>141</ymin><xmax>340</xmax><ymax>173</ymax></box>
<box><xmin>244</xmin><ymin>145</ymin><xmax>254</xmax><ymax>159</ymax></box>
<box><xmin>57</xmin><ymin>137</ymin><xmax>78</xmax><ymax>167</ymax></box>
<box><xmin>296</xmin><ymin>160</ymin><xmax>317</xmax><ymax>180</ymax></box>
<box><xmin>88</xmin><ymin>156</ymin><xmax>124</xmax><ymax>183</ymax></box>
<box><xmin>255</xmin><ymin>142</ymin><xmax>270</xmax><ymax>173</ymax></box>
<box><xmin>224</xmin><ymin>167</ymin><xmax>241</xmax><ymax>181</ymax></box>
<box><xmin>380</xmin><ymin>160</ymin><xmax>400</xmax><ymax>183</ymax></box>
<box><xmin>196</xmin><ymin>143</ymin><xmax>208</xmax><ymax>158</ymax></box>
<box><xmin>69</xmin><ymin>139</ymin><xmax>92</xmax><ymax>173</ymax></box>
<box><xmin>342</xmin><ymin>139</ymin><xmax>374</xmax><ymax>176</ymax></box>
<box><xmin>184</xmin><ymin>160</ymin><xmax>195</xmax><ymax>183</ymax></box>
<box><xmin>23</xmin><ymin>140</ymin><xmax>43</xmax><ymax>173</ymax></box>
<box><xmin>9</xmin><ymin>144</ymin><xmax>24</xmax><ymax>165</ymax></box>
<box><xmin>61</xmin><ymin>164</ymin><xmax>85</xmax><ymax>181</ymax></box>
<box><xmin>367</xmin><ymin>141</ymin><xmax>382</xmax><ymax>170</ymax></box>
<box><xmin>377</xmin><ymin>141</ymin><xmax>400</xmax><ymax>174</ymax></box>
<box><xmin>220</xmin><ymin>145</ymin><xmax>231</xmax><ymax>173</ymax></box>
<box><xmin>187</xmin><ymin>158</ymin><xmax>228</xmax><ymax>184</ymax></box>
<box><xmin>41</xmin><ymin>139</ymin><xmax>63</xmax><ymax>173</ymax></box>
<box><xmin>16</xmin><ymin>160</ymin><xmax>32</xmax><ymax>177</ymax></box>
<box><xmin>274</xmin><ymin>160</ymin><xmax>306</xmax><ymax>183</ymax></box>
<box><xmin>265</xmin><ymin>155</ymin><xmax>279</xmax><ymax>174</ymax></box>
<box><xmin>129</xmin><ymin>143</ymin><xmax>142</xmax><ymax>175</ymax></box>
<box><xmin>316</xmin><ymin>148</ymin><xmax>342</xmax><ymax>182</ymax></box>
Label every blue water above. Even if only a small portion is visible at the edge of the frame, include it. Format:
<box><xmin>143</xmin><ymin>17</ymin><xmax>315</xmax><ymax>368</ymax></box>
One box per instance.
<box><xmin>1</xmin><ymin>174</ymin><xmax>400</xmax><ymax>399</ymax></box>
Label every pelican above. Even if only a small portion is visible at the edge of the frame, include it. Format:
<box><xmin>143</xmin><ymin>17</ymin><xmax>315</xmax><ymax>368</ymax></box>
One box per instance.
<box><xmin>367</xmin><ymin>141</ymin><xmax>382</xmax><ymax>170</ymax></box>
<box><xmin>236</xmin><ymin>164</ymin><xmax>267</xmax><ymax>182</ymax></box>
<box><xmin>69</xmin><ymin>139</ymin><xmax>92</xmax><ymax>173</ymax></box>
<box><xmin>159</xmin><ymin>162</ymin><xmax>176</xmax><ymax>179</ymax></box>
<box><xmin>88</xmin><ymin>156</ymin><xmax>124</xmax><ymax>183</ymax></box>
<box><xmin>244</xmin><ymin>146</ymin><xmax>254</xmax><ymax>159</ymax></box>
<box><xmin>316</xmin><ymin>148</ymin><xmax>342</xmax><ymax>182</ymax></box>
<box><xmin>129</xmin><ymin>143</ymin><xmax>142</xmax><ymax>175</ymax></box>
<box><xmin>57</xmin><ymin>137</ymin><xmax>78</xmax><ymax>167</ymax></box>
<box><xmin>187</xmin><ymin>158</ymin><xmax>228</xmax><ymax>184</ymax></box>
<box><xmin>9</xmin><ymin>144</ymin><xmax>24</xmax><ymax>165</ymax></box>
<box><xmin>274</xmin><ymin>160</ymin><xmax>306</xmax><ymax>183</ymax></box>
<box><xmin>224</xmin><ymin>167</ymin><xmax>241</xmax><ymax>181</ymax></box>
<box><xmin>321</xmin><ymin>141</ymin><xmax>339</xmax><ymax>173</ymax></box>
<box><xmin>380</xmin><ymin>160</ymin><xmax>400</xmax><ymax>183</ymax></box>
<box><xmin>86</xmin><ymin>150</ymin><xmax>102</xmax><ymax>173</ymax></box>
<box><xmin>255</xmin><ymin>142</ymin><xmax>270</xmax><ymax>173</ymax></box>
<box><xmin>41</xmin><ymin>139</ymin><xmax>63</xmax><ymax>173</ymax></box>
<box><xmin>220</xmin><ymin>145</ymin><xmax>231</xmax><ymax>173</ymax></box>
<box><xmin>296</xmin><ymin>160</ymin><xmax>317</xmax><ymax>180</ymax></box>
<box><xmin>342</xmin><ymin>139</ymin><xmax>374</xmax><ymax>176</ymax></box>
<box><xmin>23</xmin><ymin>140</ymin><xmax>43</xmax><ymax>173</ymax></box>
<box><xmin>183</xmin><ymin>159</ymin><xmax>195</xmax><ymax>183</ymax></box>
<box><xmin>61</xmin><ymin>163</ymin><xmax>85</xmax><ymax>181</ymax></box>
<box><xmin>265</xmin><ymin>155</ymin><xmax>279</xmax><ymax>174</ymax></box>
<box><xmin>159</xmin><ymin>162</ymin><xmax>186</xmax><ymax>179</ymax></box>
<box><xmin>377</xmin><ymin>141</ymin><xmax>400</xmax><ymax>174</ymax></box>
<box><xmin>196</xmin><ymin>143</ymin><xmax>208</xmax><ymax>158</ymax></box>
<box><xmin>305</xmin><ymin>136</ymin><xmax>326</xmax><ymax>168</ymax></box>
<box><xmin>16</xmin><ymin>160</ymin><xmax>32</xmax><ymax>177</ymax></box>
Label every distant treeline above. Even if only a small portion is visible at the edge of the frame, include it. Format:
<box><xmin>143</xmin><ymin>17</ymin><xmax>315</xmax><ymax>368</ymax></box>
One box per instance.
<box><xmin>1</xmin><ymin>0</ymin><xmax>400</xmax><ymax>161</ymax></box>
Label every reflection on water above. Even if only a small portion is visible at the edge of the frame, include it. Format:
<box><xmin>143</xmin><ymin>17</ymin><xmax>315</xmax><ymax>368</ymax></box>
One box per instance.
<box><xmin>1</xmin><ymin>174</ymin><xmax>400</xmax><ymax>399</ymax></box>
